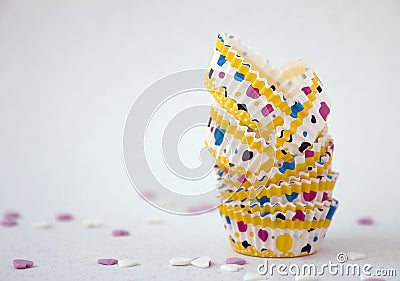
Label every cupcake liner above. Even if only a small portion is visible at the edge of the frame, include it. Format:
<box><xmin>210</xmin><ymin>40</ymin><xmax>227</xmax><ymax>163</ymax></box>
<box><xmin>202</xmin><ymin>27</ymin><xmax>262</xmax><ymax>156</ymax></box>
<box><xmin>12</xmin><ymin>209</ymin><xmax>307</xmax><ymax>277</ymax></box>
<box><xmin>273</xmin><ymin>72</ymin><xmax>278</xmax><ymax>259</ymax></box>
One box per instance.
<box><xmin>219</xmin><ymin>131</ymin><xmax>334</xmax><ymax>189</ymax></box>
<box><xmin>218</xmin><ymin>199</ymin><xmax>339</xmax><ymax>257</ymax></box>
<box><xmin>218</xmin><ymin>171</ymin><xmax>338</xmax><ymax>204</ymax></box>
<box><xmin>219</xmin><ymin>200</ymin><xmax>336</xmax><ymax>222</ymax></box>
<box><xmin>205</xmin><ymin>102</ymin><xmax>276</xmax><ymax>177</ymax></box>
<box><xmin>206</xmin><ymin>33</ymin><xmax>332</xmax><ymax>155</ymax></box>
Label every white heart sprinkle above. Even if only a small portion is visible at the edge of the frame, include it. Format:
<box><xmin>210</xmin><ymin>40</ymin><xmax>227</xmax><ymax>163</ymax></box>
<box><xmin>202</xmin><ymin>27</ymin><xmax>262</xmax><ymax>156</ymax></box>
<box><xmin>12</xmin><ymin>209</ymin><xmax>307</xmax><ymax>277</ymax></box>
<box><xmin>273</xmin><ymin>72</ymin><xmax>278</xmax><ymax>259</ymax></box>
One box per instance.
<box><xmin>84</xmin><ymin>219</ymin><xmax>103</xmax><ymax>228</ymax></box>
<box><xmin>295</xmin><ymin>275</ymin><xmax>319</xmax><ymax>281</ymax></box>
<box><xmin>118</xmin><ymin>259</ymin><xmax>140</xmax><ymax>267</ymax></box>
<box><xmin>346</xmin><ymin>252</ymin><xmax>367</xmax><ymax>261</ymax></box>
<box><xmin>190</xmin><ymin>256</ymin><xmax>211</xmax><ymax>268</ymax></box>
<box><xmin>169</xmin><ymin>257</ymin><xmax>191</xmax><ymax>266</ymax></box>
<box><xmin>32</xmin><ymin>222</ymin><xmax>52</xmax><ymax>229</ymax></box>
<box><xmin>220</xmin><ymin>264</ymin><xmax>242</xmax><ymax>272</ymax></box>
<box><xmin>145</xmin><ymin>216</ymin><xmax>163</xmax><ymax>224</ymax></box>
<box><xmin>243</xmin><ymin>272</ymin><xmax>266</xmax><ymax>281</ymax></box>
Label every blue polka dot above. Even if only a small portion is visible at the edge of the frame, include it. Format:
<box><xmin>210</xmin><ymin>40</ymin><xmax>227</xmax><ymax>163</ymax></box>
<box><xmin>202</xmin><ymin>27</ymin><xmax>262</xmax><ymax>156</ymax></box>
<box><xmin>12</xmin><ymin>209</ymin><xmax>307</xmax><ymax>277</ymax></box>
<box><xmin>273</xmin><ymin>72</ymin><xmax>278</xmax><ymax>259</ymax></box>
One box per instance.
<box><xmin>234</xmin><ymin>72</ymin><xmax>245</xmax><ymax>82</ymax></box>
<box><xmin>303</xmin><ymin>131</ymin><xmax>308</xmax><ymax>137</ymax></box>
<box><xmin>313</xmin><ymin>236</ymin><xmax>318</xmax><ymax>242</ymax></box>
<box><xmin>214</xmin><ymin>126</ymin><xmax>226</xmax><ymax>146</ymax></box>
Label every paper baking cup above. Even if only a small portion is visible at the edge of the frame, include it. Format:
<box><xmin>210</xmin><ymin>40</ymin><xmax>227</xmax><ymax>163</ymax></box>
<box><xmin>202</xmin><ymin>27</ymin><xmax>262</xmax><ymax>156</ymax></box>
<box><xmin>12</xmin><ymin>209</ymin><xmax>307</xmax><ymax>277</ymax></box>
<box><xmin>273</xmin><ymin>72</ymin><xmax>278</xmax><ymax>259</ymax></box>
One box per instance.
<box><xmin>219</xmin><ymin>200</ymin><xmax>336</xmax><ymax>224</ymax></box>
<box><xmin>218</xmin><ymin>199</ymin><xmax>339</xmax><ymax>257</ymax></box>
<box><xmin>206</xmin><ymin>33</ymin><xmax>332</xmax><ymax>155</ymax></box>
<box><xmin>218</xmin><ymin>171</ymin><xmax>338</xmax><ymax>204</ymax></box>
<box><xmin>205</xmin><ymin>102</ymin><xmax>276</xmax><ymax>178</ymax></box>
<box><xmin>219</xmin><ymin>132</ymin><xmax>334</xmax><ymax>189</ymax></box>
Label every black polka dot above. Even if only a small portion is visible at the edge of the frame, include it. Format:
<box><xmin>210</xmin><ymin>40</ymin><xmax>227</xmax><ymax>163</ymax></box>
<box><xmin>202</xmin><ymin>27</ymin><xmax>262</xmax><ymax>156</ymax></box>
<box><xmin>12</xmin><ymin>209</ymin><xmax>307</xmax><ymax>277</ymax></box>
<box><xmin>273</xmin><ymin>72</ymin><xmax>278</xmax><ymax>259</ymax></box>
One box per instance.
<box><xmin>276</xmin><ymin>213</ymin><xmax>286</xmax><ymax>220</ymax></box>
<box><xmin>316</xmin><ymin>86</ymin><xmax>322</xmax><ymax>93</ymax></box>
<box><xmin>242</xmin><ymin>240</ymin><xmax>251</xmax><ymax>248</ymax></box>
<box><xmin>311</xmin><ymin>115</ymin><xmax>316</xmax><ymax>123</ymax></box>
<box><xmin>237</xmin><ymin>103</ymin><xmax>248</xmax><ymax>112</ymax></box>
<box><xmin>222</xmin><ymin>86</ymin><xmax>228</xmax><ymax>98</ymax></box>
<box><xmin>242</xmin><ymin>150</ymin><xmax>254</xmax><ymax>161</ymax></box>
<box><xmin>270</xmin><ymin>85</ymin><xmax>276</xmax><ymax>91</ymax></box>
<box><xmin>299</xmin><ymin>142</ymin><xmax>311</xmax><ymax>153</ymax></box>
<box><xmin>301</xmin><ymin>244</ymin><xmax>312</xmax><ymax>253</ymax></box>
<box><xmin>207</xmin><ymin>117</ymin><xmax>212</xmax><ymax>127</ymax></box>
<box><xmin>208</xmin><ymin>68</ymin><xmax>214</xmax><ymax>79</ymax></box>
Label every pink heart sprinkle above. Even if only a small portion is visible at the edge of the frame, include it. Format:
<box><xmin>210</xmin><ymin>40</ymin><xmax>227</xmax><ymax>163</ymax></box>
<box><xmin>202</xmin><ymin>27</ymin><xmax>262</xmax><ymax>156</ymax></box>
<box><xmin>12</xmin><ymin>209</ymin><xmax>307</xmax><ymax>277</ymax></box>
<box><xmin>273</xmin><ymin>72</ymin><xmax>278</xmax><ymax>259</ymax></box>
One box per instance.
<box><xmin>4</xmin><ymin>211</ymin><xmax>20</xmax><ymax>220</ymax></box>
<box><xmin>97</xmin><ymin>258</ymin><xmax>118</xmax><ymax>265</ymax></box>
<box><xmin>357</xmin><ymin>217</ymin><xmax>374</xmax><ymax>225</ymax></box>
<box><xmin>57</xmin><ymin>213</ymin><xmax>73</xmax><ymax>221</ymax></box>
<box><xmin>13</xmin><ymin>259</ymin><xmax>34</xmax><ymax>269</ymax></box>
<box><xmin>112</xmin><ymin>229</ymin><xmax>130</xmax><ymax>237</ymax></box>
<box><xmin>226</xmin><ymin>257</ymin><xmax>247</xmax><ymax>265</ymax></box>
<box><xmin>1</xmin><ymin>220</ymin><xmax>17</xmax><ymax>227</ymax></box>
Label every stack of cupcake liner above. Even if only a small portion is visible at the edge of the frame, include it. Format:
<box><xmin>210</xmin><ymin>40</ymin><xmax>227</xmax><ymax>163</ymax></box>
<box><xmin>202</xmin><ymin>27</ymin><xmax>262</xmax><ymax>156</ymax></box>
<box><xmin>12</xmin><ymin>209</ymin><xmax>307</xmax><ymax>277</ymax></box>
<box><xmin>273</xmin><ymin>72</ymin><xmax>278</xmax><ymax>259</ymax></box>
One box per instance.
<box><xmin>204</xmin><ymin>33</ymin><xmax>340</xmax><ymax>257</ymax></box>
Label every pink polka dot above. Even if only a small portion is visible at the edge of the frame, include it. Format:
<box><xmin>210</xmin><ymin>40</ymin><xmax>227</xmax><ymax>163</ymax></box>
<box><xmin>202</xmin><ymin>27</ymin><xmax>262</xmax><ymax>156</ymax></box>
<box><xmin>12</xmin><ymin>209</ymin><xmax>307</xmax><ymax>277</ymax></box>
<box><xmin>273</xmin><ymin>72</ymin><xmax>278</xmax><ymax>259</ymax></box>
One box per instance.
<box><xmin>237</xmin><ymin>221</ymin><xmax>247</xmax><ymax>232</ymax></box>
<box><xmin>292</xmin><ymin>210</ymin><xmax>305</xmax><ymax>221</ymax></box>
<box><xmin>218</xmin><ymin>72</ymin><xmax>225</xmax><ymax>78</ymax></box>
<box><xmin>319</xmin><ymin>102</ymin><xmax>330</xmax><ymax>121</ymax></box>
<box><xmin>303</xmin><ymin>191</ymin><xmax>317</xmax><ymax>202</ymax></box>
<box><xmin>305</xmin><ymin>150</ymin><xmax>314</xmax><ymax>158</ymax></box>
<box><xmin>238</xmin><ymin>175</ymin><xmax>247</xmax><ymax>183</ymax></box>
<box><xmin>261</xmin><ymin>104</ymin><xmax>274</xmax><ymax>117</ymax></box>
<box><xmin>258</xmin><ymin>229</ymin><xmax>268</xmax><ymax>242</ymax></box>
<box><xmin>246</xmin><ymin>85</ymin><xmax>261</xmax><ymax>99</ymax></box>
<box><xmin>302</xmin><ymin>86</ymin><xmax>312</xmax><ymax>95</ymax></box>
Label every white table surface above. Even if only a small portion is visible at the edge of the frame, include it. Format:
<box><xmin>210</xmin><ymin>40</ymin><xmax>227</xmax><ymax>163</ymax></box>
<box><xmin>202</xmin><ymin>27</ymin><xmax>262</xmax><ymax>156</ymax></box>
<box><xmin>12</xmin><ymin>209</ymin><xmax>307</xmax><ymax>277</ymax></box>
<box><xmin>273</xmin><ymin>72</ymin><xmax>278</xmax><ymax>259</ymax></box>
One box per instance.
<box><xmin>1</xmin><ymin>0</ymin><xmax>400</xmax><ymax>280</ymax></box>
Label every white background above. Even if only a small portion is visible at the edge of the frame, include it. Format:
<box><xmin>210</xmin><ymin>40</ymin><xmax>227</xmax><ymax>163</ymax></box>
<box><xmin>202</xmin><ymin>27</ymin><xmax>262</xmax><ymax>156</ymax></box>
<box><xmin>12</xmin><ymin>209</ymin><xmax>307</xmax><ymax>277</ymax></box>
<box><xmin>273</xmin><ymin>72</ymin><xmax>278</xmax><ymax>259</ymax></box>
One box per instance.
<box><xmin>0</xmin><ymin>0</ymin><xmax>399</xmax><ymax>280</ymax></box>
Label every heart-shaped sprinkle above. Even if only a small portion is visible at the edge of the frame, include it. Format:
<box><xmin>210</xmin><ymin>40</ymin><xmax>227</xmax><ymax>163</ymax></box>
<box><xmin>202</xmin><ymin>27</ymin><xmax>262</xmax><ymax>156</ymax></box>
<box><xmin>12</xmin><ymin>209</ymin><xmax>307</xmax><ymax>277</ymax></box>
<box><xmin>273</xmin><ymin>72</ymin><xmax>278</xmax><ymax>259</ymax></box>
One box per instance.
<box><xmin>1</xmin><ymin>220</ymin><xmax>17</xmax><ymax>227</ymax></box>
<box><xmin>13</xmin><ymin>259</ymin><xmax>34</xmax><ymax>269</ymax></box>
<box><xmin>56</xmin><ymin>213</ymin><xmax>73</xmax><ymax>221</ymax></box>
<box><xmin>295</xmin><ymin>274</ymin><xmax>318</xmax><ymax>281</ymax></box>
<box><xmin>32</xmin><ymin>222</ymin><xmax>52</xmax><ymax>229</ymax></box>
<box><xmin>220</xmin><ymin>264</ymin><xmax>242</xmax><ymax>272</ymax></box>
<box><xmin>118</xmin><ymin>259</ymin><xmax>140</xmax><ymax>267</ymax></box>
<box><xmin>112</xmin><ymin>229</ymin><xmax>129</xmax><ymax>237</ymax></box>
<box><xmin>357</xmin><ymin>217</ymin><xmax>374</xmax><ymax>225</ymax></box>
<box><xmin>4</xmin><ymin>211</ymin><xmax>20</xmax><ymax>220</ymax></box>
<box><xmin>98</xmin><ymin>258</ymin><xmax>118</xmax><ymax>265</ymax></box>
<box><xmin>226</xmin><ymin>257</ymin><xmax>247</xmax><ymax>265</ymax></box>
<box><xmin>169</xmin><ymin>257</ymin><xmax>191</xmax><ymax>266</ymax></box>
<box><xmin>190</xmin><ymin>256</ymin><xmax>211</xmax><ymax>268</ymax></box>
<box><xmin>84</xmin><ymin>219</ymin><xmax>103</xmax><ymax>228</ymax></box>
<box><xmin>346</xmin><ymin>252</ymin><xmax>367</xmax><ymax>261</ymax></box>
<box><xmin>243</xmin><ymin>272</ymin><xmax>265</xmax><ymax>281</ymax></box>
<box><xmin>145</xmin><ymin>216</ymin><xmax>163</xmax><ymax>224</ymax></box>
